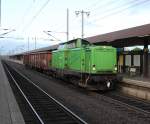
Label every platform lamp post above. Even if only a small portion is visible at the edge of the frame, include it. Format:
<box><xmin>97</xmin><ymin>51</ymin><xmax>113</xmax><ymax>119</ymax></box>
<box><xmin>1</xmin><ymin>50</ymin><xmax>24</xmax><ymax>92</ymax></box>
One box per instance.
<box><xmin>75</xmin><ymin>10</ymin><xmax>90</xmax><ymax>38</ymax></box>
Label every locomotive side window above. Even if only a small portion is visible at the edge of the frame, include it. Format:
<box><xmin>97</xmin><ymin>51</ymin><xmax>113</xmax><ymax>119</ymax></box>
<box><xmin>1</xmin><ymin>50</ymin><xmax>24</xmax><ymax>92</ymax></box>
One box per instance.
<box><xmin>81</xmin><ymin>40</ymin><xmax>90</xmax><ymax>46</ymax></box>
<box><xmin>58</xmin><ymin>44</ymin><xmax>65</xmax><ymax>49</ymax></box>
<box><xmin>67</xmin><ymin>42</ymin><xmax>76</xmax><ymax>48</ymax></box>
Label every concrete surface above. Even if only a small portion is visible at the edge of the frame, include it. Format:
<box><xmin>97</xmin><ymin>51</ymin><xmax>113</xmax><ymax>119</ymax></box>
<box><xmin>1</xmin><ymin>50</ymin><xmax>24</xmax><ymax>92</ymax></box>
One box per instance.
<box><xmin>120</xmin><ymin>78</ymin><xmax>150</xmax><ymax>101</ymax></box>
<box><xmin>0</xmin><ymin>59</ymin><xmax>25</xmax><ymax>124</ymax></box>
<box><xmin>123</xmin><ymin>78</ymin><xmax>150</xmax><ymax>88</ymax></box>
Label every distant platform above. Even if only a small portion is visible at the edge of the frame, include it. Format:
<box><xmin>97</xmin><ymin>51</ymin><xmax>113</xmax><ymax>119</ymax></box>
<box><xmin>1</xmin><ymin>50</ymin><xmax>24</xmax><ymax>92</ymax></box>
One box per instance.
<box><xmin>0</xmin><ymin>59</ymin><xmax>25</xmax><ymax>124</ymax></box>
<box><xmin>120</xmin><ymin>76</ymin><xmax>150</xmax><ymax>101</ymax></box>
<box><xmin>123</xmin><ymin>77</ymin><xmax>150</xmax><ymax>89</ymax></box>
<box><xmin>8</xmin><ymin>59</ymin><xmax>23</xmax><ymax>65</ymax></box>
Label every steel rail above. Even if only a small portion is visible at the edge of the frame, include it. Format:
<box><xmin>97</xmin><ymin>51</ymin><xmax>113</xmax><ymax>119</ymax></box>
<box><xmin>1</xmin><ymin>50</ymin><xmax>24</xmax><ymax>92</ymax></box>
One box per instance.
<box><xmin>5</xmin><ymin>63</ymin><xmax>88</xmax><ymax>124</ymax></box>
<box><xmin>4</xmin><ymin>64</ymin><xmax>45</xmax><ymax>124</ymax></box>
<box><xmin>102</xmin><ymin>92</ymin><xmax>150</xmax><ymax>115</ymax></box>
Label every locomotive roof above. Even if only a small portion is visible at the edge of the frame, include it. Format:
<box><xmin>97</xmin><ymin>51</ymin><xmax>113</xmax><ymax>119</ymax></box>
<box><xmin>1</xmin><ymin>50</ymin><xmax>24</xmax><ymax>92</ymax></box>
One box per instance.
<box><xmin>59</xmin><ymin>38</ymin><xmax>91</xmax><ymax>45</ymax></box>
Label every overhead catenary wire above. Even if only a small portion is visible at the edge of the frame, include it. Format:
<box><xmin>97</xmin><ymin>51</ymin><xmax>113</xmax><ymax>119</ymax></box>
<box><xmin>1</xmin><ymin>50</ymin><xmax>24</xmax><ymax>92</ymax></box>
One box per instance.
<box><xmin>43</xmin><ymin>31</ymin><xmax>61</xmax><ymax>41</ymax></box>
<box><xmin>53</xmin><ymin>0</ymin><xmax>137</xmax><ymax>37</ymax></box>
<box><xmin>54</xmin><ymin>0</ymin><xmax>112</xmax><ymax>33</ymax></box>
<box><xmin>82</xmin><ymin>0</ymin><xmax>150</xmax><ymax>38</ymax></box>
<box><xmin>22</xmin><ymin>0</ymin><xmax>51</xmax><ymax>32</ymax></box>
<box><xmin>89</xmin><ymin>0</ymin><xmax>131</xmax><ymax>18</ymax></box>
<box><xmin>0</xmin><ymin>29</ymin><xmax>16</xmax><ymax>36</ymax></box>
<box><xmin>54</xmin><ymin>12</ymin><xmax>79</xmax><ymax>32</ymax></box>
<box><xmin>88</xmin><ymin>0</ymin><xmax>140</xmax><ymax>19</ymax></box>
<box><xmin>53</xmin><ymin>1</ymin><xmax>111</xmax><ymax>39</ymax></box>
<box><xmin>85</xmin><ymin>0</ymin><xmax>122</xmax><ymax>11</ymax></box>
<box><xmin>15</xmin><ymin>0</ymin><xmax>150</xmax><ymax>42</ymax></box>
<box><xmin>16</xmin><ymin>0</ymin><xmax>36</xmax><ymax>31</ymax></box>
<box><xmin>44</xmin><ymin>0</ymin><xmax>128</xmax><ymax>38</ymax></box>
<box><xmin>89</xmin><ymin>0</ymin><xmax>150</xmax><ymax>24</ymax></box>
<box><xmin>84</xmin><ymin>0</ymin><xmax>103</xmax><ymax>10</ymax></box>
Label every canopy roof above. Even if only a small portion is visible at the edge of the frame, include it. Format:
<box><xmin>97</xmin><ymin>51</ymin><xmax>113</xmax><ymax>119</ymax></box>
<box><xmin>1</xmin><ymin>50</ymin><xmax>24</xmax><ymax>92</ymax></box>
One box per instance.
<box><xmin>86</xmin><ymin>23</ymin><xmax>150</xmax><ymax>47</ymax></box>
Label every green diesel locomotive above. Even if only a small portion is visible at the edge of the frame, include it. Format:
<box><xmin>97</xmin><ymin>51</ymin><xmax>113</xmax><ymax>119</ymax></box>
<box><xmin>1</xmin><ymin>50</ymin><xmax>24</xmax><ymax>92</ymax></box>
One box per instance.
<box><xmin>51</xmin><ymin>38</ymin><xmax>118</xmax><ymax>90</ymax></box>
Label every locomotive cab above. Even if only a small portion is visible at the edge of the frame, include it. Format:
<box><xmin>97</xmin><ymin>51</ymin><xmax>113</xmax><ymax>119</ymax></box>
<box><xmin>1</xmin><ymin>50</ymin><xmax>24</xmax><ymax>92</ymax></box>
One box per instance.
<box><xmin>86</xmin><ymin>46</ymin><xmax>117</xmax><ymax>90</ymax></box>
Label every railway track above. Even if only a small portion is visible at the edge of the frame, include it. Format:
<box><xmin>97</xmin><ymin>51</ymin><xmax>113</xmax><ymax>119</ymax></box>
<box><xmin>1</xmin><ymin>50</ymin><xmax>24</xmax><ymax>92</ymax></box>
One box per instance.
<box><xmin>101</xmin><ymin>91</ymin><xmax>150</xmax><ymax>116</ymax></box>
<box><xmin>3</xmin><ymin>62</ymin><xmax>87</xmax><ymax>124</ymax></box>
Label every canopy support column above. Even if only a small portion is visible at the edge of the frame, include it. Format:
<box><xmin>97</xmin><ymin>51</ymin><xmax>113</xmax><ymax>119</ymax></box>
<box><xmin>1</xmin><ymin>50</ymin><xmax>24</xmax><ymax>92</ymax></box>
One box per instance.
<box><xmin>143</xmin><ymin>39</ymin><xmax>149</xmax><ymax>77</ymax></box>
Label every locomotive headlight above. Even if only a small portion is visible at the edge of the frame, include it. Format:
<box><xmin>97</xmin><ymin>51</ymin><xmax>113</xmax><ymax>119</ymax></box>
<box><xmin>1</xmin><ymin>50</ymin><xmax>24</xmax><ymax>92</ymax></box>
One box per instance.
<box><xmin>92</xmin><ymin>65</ymin><xmax>96</xmax><ymax>70</ymax></box>
<box><xmin>106</xmin><ymin>81</ymin><xmax>111</xmax><ymax>88</ymax></box>
<box><xmin>114</xmin><ymin>67</ymin><xmax>117</xmax><ymax>71</ymax></box>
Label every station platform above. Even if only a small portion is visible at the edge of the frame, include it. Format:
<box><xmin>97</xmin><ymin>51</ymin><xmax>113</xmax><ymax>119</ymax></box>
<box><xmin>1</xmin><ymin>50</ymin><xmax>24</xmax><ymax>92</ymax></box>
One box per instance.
<box><xmin>123</xmin><ymin>77</ymin><xmax>150</xmax><ymax>88</ymax></box>
<box><xmin>0</xmin><ymin>59</ymin><xmax>25</xmax><ymax>124</ymax></box>
<box><xmin>120</xmin><ymin>75</ymin><xmax>150</xmax><ymax>101</ymax></box>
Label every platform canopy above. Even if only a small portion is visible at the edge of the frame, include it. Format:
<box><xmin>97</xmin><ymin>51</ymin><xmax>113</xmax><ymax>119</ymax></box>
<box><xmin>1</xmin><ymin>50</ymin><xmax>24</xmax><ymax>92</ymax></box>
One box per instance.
<box><xmin>86</xmin><ymin>23</ymin><xmax>150</xmax><ymax>47</ymax></box>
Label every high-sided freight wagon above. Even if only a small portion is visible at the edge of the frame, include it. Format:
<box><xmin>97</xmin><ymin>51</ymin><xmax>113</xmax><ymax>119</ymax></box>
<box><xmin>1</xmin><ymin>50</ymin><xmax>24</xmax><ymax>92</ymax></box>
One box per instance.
<box><xmin>23</xmin><ymin>52</ymin><xmax>51</xmax><ymax>71</ymax></box>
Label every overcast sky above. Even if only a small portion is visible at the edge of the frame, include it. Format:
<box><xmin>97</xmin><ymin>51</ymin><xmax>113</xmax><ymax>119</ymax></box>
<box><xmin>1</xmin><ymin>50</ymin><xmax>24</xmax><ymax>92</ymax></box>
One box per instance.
<box><xmin>1</xmin><ymin>0</ymin><xmax>150</xmax><ymax>54</ymax></box>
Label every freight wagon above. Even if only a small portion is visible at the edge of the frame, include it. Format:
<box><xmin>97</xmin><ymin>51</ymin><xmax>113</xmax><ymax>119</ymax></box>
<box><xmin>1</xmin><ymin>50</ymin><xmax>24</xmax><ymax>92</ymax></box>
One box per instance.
<box><xmin>23</xmin><ymin>51</ymin><xmax>51</xmax><ymax>71</ymax></box>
